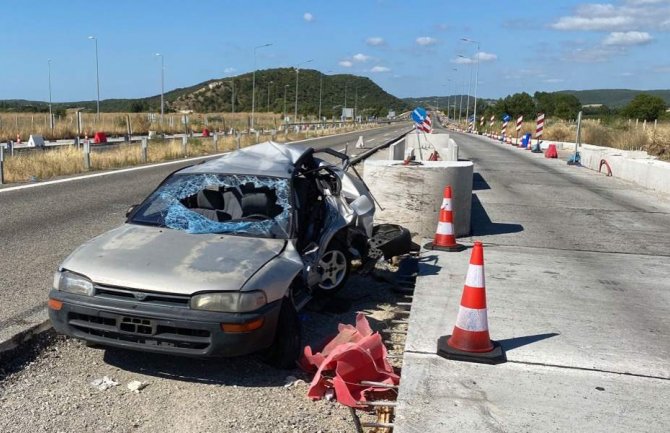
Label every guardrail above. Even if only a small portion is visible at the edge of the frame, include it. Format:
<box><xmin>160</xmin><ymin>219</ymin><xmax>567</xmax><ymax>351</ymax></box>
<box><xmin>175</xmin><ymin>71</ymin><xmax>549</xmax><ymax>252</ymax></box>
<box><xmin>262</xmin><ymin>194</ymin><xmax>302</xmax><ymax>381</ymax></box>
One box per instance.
<box><xmin>0</xmin><ymin>121</ymin><xmax>393</xmax><ymax>185</ymax></box>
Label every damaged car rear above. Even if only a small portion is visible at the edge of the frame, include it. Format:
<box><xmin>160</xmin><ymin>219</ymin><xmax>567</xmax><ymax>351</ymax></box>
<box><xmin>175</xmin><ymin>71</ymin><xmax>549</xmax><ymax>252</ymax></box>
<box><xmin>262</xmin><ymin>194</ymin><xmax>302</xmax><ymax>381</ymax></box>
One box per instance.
<box><xmin>48</xmin><ymin>142</ymin><xmax>378</xmax><ymax>368</ymax></box>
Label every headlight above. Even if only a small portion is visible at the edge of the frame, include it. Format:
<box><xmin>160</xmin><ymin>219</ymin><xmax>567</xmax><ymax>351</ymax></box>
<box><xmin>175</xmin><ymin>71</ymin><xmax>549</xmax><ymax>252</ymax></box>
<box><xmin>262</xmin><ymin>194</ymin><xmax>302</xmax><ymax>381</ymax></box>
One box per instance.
<box><xmin>190</xmin><ymin>291</ymin><xmax>266</xmax><ymax>313</ymax></box>
<box><xmin>55</xmin><ymin>271</ymin><xmax>94</xmax><ymax>296</ymax></box>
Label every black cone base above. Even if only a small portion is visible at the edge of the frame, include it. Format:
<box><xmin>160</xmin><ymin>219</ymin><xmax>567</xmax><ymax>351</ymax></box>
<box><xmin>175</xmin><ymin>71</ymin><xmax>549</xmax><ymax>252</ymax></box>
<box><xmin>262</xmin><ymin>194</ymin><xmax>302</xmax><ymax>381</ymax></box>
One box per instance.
<box><xmin>423</xmin><ymin>242</ymin><xmax>466</xmax><ymax>252</ymax></box>
<box><xmin>532</xmin><ymin>148</ymin><xmax>543</xmax><ymax>153</ymax></box>
<box><xmin>437</xmin><ymin>335</ymin><xmax>507</xmax><ymax>365</ymax></box>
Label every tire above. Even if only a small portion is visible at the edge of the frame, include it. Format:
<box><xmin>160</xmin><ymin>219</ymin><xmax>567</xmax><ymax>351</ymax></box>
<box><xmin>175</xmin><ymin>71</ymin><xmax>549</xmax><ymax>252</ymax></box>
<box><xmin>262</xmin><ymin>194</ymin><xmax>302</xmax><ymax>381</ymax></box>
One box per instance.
<box><xmin>313</xmin><ymin>240</ymin><xmax>351</xmax><ymax>297</ymax></box>
<box><xmin>261</xmin><ymin>299</ymin><xmax>301</xmax><ymax>369</ymax></box>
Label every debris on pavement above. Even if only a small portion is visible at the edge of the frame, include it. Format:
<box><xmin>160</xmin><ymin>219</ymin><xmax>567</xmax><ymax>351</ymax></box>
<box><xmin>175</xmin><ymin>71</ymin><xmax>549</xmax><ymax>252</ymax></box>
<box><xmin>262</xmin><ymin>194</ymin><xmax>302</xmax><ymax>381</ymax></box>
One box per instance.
<box><xmin>300</xmin><ymin>313</ymin><xmax>399</xmax><ymax>408</ymax></box>
<box><xmin>90</xmin><ymin>376</ymin><xmax>119</xmax><ymax>391</ymax></box>
<box><xmin>283</xmin><ymin>376</ymin><xmax>306</xmax><ymax>389</ymax></box>
<box><xmin>127</xmin><ymin>380</ymin><xmax>149</xmax><ymax>393</ymax></box>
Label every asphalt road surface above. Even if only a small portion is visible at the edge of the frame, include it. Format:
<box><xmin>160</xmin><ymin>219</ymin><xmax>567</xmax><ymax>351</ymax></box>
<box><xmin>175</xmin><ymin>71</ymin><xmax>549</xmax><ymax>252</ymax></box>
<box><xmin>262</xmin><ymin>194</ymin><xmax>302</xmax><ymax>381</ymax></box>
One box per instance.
<box><xmin>0</xmin><ymin>123</ymin><xmax>410</xmax><ymax>346</ymax></box>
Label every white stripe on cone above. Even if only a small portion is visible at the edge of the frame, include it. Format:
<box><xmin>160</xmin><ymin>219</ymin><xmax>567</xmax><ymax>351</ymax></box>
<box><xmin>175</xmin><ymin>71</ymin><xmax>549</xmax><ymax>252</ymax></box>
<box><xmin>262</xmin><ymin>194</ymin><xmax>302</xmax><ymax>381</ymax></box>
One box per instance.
<box><xmin>455</xmin><ymin>306</ymin><xmax>489</xmax><ymax>332</ymax></box>
<box><xmin>465</xmin><ymin>264</ymin><xmax>485</xmax><ymax>288</ymax></box>
<box><xmin>441</xmin><ymin>198</ymin><xmax>452</xmax><ymax>211</ymax></box>
<box><xmin>436</xmin><ymin>221</ymin><xmax>454</xmax><ymax>235</ymax></box>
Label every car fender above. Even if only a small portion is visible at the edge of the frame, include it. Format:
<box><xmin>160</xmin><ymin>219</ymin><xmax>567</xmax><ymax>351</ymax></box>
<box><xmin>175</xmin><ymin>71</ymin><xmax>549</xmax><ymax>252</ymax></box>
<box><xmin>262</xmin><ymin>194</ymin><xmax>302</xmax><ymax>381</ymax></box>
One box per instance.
<box><xmin>241</xmin><ymin>240</ymin><xmax>304</xmax><ymax>304</ymax></box>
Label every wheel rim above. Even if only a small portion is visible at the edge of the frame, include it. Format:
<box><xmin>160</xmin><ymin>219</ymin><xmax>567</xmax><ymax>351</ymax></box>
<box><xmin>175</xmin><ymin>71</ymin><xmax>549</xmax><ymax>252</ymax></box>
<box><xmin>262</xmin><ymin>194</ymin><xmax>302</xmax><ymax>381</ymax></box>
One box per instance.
<box><xmin>318</xmin><ymin>250</ymin><xmax>347</xmax><ymax>290</ymax></box>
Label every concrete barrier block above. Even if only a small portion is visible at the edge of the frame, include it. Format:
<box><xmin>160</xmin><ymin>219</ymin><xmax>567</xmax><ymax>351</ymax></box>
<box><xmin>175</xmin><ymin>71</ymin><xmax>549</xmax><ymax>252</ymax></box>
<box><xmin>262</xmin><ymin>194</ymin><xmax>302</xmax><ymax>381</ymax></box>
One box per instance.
<box><xmin>363</xmin><ymin>160</ymin><xmax>473</xmax><ymax>238</ymax></box>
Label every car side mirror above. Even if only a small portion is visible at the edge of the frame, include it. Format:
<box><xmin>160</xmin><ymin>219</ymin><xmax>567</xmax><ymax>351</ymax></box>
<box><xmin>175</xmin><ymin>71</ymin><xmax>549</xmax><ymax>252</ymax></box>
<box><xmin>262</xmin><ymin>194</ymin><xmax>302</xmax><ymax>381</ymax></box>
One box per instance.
<box><xmin>126</xmin><ymin>204</ymin><xmax>138</xmax><ymax>218</ymax></box>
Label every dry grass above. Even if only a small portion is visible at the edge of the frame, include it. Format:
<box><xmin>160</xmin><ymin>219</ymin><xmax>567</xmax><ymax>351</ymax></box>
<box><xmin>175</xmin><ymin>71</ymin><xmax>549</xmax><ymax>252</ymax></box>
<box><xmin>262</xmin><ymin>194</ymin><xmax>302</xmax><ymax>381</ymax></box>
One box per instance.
<box><xmin>0</xmin><ymin>111</ymin><xmax>289</xmax><ymax>142</ymax></box>
<box><xmin>2</xmin><ymin>123</ymin><xmax>378</xmax><ymax>183</ymax></box>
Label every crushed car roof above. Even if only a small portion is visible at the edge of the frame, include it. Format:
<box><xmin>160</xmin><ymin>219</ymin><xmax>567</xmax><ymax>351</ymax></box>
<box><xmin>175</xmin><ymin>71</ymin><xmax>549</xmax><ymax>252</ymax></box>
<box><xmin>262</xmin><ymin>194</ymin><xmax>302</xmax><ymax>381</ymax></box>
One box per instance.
<box><xmin>180</xmin><ymin>141</ymin><xmax>311</xmax><ymax>178</ymax></box>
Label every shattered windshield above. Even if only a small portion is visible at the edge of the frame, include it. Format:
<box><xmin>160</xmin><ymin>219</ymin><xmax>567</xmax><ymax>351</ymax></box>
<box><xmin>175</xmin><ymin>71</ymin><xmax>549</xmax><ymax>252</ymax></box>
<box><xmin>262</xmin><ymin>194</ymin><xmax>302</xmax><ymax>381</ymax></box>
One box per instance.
<box><xmin>130</xmin><ymin>173</ymin><xmax>291</xmax><ymax>238</ymax></box>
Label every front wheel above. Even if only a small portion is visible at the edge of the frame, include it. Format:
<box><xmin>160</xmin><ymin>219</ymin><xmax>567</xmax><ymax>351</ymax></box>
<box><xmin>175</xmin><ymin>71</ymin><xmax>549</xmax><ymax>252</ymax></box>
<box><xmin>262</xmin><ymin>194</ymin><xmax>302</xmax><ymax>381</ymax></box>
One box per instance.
<box><xmin>313</xmin><ymin>240</ymin><xmax>351</xmax><ymax>297</ymax></box>
<box><xmin>260</xmin><ymin>299</ymin><xmax>301</xmax><ymax>369</ymax></box>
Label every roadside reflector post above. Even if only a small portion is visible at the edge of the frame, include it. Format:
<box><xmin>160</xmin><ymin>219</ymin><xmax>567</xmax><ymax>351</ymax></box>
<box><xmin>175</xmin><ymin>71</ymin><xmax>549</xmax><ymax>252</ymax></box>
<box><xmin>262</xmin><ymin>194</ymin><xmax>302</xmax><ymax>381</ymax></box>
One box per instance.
<box><xmin>213</xmin><ymin>133</ymin><xmax>218</xmax><ymax>152</ymax></box>
<box><xmin>83</xmin><ymin>138</ymin><xmax>91</xmax><ymax>171</ymax></box>
<box><xmin>236</xmin><ymin>133</ymin><xmax>241</xmax><ymax>150</ymax></box>
<box><xmin>0</xmin><ymin>145</ymin><xmax>4</xmax><ymax>185</ymax></box>
<box><xmin>182</xmin><ymin>135</ymin><xmax>187</xmax><ymax>155</ymax></box>
<box><xmin>255</xmin><ymin>130</ymin><xmax>260</xmax><ymax>143</ymax></box>
<box><xmin>141</xmin><ymin>137</ymin><xmax>148</xmax><ymax>163</ymax></box>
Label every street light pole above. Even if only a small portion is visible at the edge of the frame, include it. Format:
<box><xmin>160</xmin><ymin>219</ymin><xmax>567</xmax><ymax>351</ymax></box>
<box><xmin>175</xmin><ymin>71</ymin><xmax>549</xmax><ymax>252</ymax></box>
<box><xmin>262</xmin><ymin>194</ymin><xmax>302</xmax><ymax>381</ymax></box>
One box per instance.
<box><xmin>283</xmin><ymin>84</ymin><xmax>289</xmax><ymax>121</ymax></box>
<box><xmin>229</xmin><ymin>79</ymin><xmax>235</xmax><ymax>113</ymax></box>
<box><xmin>88</xmin><ymin>36</ymin><xmax>100</xmax><ymax>120</ymax></box>
<box><xmin>294</xmin><ymin>59</ymin><xmax>313</xmax><ymax>122</ymax></box>
<box><xmin>251</xmin><ymin>43</ymin><xmax>272</xmax><ymax>130</ymax></box>
<box><xmin>47</xmin><ymin>59</ymin><xmax>53</xmax><ymax>132</ymax></box>
<box><xmin>462</xmin><ymin>38</ymin><xmax>481</xmax><ymax>131</ymax></box>
<box><xmin>155</xmin><ymin>53</ymin><xmax>164</xmax><ymax>124</ymax></box>
<box><xmin>267</xmin><ymin>81</ymin><xmax>273</xmax><ymax>112</ymax></box>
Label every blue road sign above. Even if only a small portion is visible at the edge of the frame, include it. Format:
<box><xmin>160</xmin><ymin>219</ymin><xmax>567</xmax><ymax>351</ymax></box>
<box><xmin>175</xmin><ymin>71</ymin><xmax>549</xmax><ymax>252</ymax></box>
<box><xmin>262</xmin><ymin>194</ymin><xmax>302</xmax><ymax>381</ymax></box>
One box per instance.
<box><xmin>503</xmin><ymin>114</ymin><xmax>511</xmax><ymax>122</ymax></box>
<box><xmin>411</xmin><ymin>107</ymin><xmax>427</xmax><ymax>124</ymax></box>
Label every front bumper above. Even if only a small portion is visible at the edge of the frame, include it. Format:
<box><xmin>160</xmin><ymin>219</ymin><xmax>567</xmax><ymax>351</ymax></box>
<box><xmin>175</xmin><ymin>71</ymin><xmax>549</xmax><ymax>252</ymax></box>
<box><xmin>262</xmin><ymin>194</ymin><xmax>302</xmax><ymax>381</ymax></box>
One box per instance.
<box><xmin>48</xmin><ymin>289</ymin><xmax>282</xmax><ymax>357</ymax></box>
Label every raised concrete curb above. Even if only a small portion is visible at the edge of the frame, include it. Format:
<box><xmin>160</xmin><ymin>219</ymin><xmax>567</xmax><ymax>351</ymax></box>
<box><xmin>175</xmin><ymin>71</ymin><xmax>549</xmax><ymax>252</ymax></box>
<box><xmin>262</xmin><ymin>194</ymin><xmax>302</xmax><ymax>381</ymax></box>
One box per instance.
<box><xmin>363</xmin><ymin>160</ymin><xmax>473</xmax><ymax>238</ymax></box>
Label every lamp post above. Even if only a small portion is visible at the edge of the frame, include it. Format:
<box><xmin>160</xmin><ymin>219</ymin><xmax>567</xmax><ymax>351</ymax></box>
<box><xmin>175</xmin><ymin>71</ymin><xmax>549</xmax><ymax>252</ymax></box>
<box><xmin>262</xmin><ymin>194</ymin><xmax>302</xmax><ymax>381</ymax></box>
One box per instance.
<box><xmin>47</xmin><ymin>59</ymin><xmax>53</xmax><ymax>132</ymax></box>
<box><xmin>294</xmin><ymin>59</ymin><xmax>313</xmax><ymax>122</ymax></box>
<box><xmin>251</xmin><ymin>43</ymin><xmax>272</xmax><ymax>129</ymax></box>
<box><xmin>318</xmin><ymin>70</ymin><xmax>333</xmax><ymax>122</ymax></box>
<box><xmin>461</xmin><ymin>38</ymin><xmax>481</xmax><ymax>130</ymax></box>
<box><xmin>154</xmin><ymin>53</ymin><xmax>164</xmax><ymax>124</ymax></box>
<box><xmin>227</xmin><ymin>79</ymin><xmax>235</xmax><ymax>113</ymax></box>
<box><xmin>88</xmin><ymin>36</ymin><xmax>100</xmax><ymax>119</ymax></box>
<box><xmin>267</xmin><ymin>81</ymin><xmax>273</xmax><ymax>112</ymax></box>
<box><xmin>283</xmin><ymin>84</ymin><xmax>289</xmax><ymax>122</ymax></box>
<box><xmin>458</xmin><ymin>54</ymin><xmax>473</xmax><ymax>127</ymax></box>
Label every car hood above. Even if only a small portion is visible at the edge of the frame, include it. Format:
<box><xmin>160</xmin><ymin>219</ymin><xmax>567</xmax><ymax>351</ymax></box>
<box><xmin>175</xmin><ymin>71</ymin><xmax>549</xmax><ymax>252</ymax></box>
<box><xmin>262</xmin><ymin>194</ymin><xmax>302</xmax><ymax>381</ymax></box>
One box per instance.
<box><xmin>60</xmin><ymin>224</ymin><xmax>287</xmax><ymax>295</ymax></box>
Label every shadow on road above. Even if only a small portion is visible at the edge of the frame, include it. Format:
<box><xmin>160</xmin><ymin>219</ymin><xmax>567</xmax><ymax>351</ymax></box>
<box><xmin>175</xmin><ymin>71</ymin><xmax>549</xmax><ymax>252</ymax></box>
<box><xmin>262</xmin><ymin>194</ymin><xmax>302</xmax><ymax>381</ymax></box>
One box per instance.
<box><xmin>498</xmin><ymin>332</ymin><xmax>560</xmax><ymax>352</ymax></box>
<box><xmin>471</xmin><ymin>194</ymin><xmax>524</xmax><ymax>236</ymax></box>
<box><xmin>473</xmin><ymin>172</ymin><xmax>491</xmax><ymax>191</ymax></box>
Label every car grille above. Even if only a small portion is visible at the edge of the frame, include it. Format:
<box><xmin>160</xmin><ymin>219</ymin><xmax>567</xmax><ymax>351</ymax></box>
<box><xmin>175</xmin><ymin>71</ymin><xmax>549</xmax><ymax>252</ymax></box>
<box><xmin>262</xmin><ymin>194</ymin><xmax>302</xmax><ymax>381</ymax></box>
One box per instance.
<box><xmin>68</xmin><ymin>312</ymin><xmax>211</xmax><ymax>353</ymax></box>
<box><xmin>94</xmin><ymin>284</ymin><xmax>190</xmax><ymax>308</ymax></box>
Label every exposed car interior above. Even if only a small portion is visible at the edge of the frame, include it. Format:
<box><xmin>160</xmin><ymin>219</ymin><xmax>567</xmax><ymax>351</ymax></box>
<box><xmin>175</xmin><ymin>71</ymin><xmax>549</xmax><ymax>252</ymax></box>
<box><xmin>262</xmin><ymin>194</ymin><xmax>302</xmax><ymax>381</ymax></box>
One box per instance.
<box><xmin>180</xmin><ymin>183</ymin><xmax>284</xmax><ymax>222</ymax></box>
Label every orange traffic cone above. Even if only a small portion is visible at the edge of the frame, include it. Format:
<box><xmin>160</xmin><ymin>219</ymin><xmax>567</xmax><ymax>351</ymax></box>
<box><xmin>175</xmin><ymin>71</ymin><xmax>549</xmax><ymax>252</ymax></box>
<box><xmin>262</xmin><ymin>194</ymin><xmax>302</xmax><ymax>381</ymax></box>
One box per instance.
<box><xmin>424</xmin><ymin>186</ymin><xmax>466</xmax><ymax>252</ymax></box>
<box><xmin>437</xmin><ymin>241</ymin><xmax>506</xmax><ymax>364</ymax></box>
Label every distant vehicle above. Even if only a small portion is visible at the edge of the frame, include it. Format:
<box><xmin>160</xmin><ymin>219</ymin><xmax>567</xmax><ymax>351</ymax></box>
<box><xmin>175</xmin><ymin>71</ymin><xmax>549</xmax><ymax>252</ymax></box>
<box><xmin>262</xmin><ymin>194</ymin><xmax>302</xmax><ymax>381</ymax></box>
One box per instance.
<box><xmin>48</xmin><ymin>142</ymin><xmax>377</xmax><ymax>368</ymax></box>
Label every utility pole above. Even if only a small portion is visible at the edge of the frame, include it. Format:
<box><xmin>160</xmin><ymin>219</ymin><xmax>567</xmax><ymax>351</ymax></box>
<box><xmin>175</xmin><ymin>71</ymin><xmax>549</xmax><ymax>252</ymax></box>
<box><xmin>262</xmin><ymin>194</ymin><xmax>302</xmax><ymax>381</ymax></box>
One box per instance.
<box><xmin>462</xmin><ymin>38</ymin><xmax>481</xmax><ymax>130</ymax></box>
<box><xmin>154</xmin><ymin>53</ymin><xmax>164</xmax><ymax>124</ymax></box>
<box><xmin>88</xmin><ymin>36</ymin><xmax>100</xmax><ymax>119</ymax></box>
<box><xmin>251</xmin><ymin>43</ymin><xmax>272</xmax><ymax>129</ymax></box>
<box><xmin>47</xmin><ymin>59</ymin><xmax>53</xmax><ymax>132</ymax></box>
<box><xmin>294</xmin><ymin>59</ymin><xmax>313</xmax><ymax>122</ymax></box>
<box><xmin>267</xmin><ymin>81</ymin><xmax>273</xmax><ymax>112</ymax></box>
<box><xmin>283</xmin><ymin>84</ymin><xmax>289</xmax><ymax>121</ymax></box>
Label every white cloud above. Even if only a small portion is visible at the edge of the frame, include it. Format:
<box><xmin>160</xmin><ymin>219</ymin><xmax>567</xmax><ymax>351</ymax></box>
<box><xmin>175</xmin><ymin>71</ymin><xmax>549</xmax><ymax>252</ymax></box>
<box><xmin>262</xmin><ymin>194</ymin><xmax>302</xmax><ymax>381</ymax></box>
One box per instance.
<box><xmin>303</xmin><ymin>12</ymin><xmax>314</xmax><ymax>22</ymax></box>
<box><xmin>476</xmin><ymin>52</ymin><xmax>498</xmax><ymax>62</ymax></box>
<box><xmin>552</xmin><ymin>15</ymin><xmax>633</xmax><ymax>31</ymax></box>
<box><xmin>603</xmin><ymin>31</ymin><xmax>653</xmax><ymax>45</ymax></box>
<box><xmin>551</xmin><ymin>0</ymin><xmax>670</xmax><ymax>31</ymax></box>
<box><xmin>223</xmin><ymin>67</ymin><xmax>236</xmax><ymax>74</ymax></box>
<box><xmin>452</xmin><ymin>51</ymin><xmax>498</xmax><ymax>64</ymax></box>
<box><xmin>352</xmin><ymin>53</ymin><xmax>370</xmax><ymax>62</ymax></box>
<box><xmin>370</xmin><ymin>66</ymin><xmax>391</xmax><ymax>73</ymax></box>
<box><xmin>366</xmin><ymin>37</ymin><xmax>385</xmax><ymax>46</ymax></box>
<box><xmin>338</xmin><ymin>60</ymin><xmax>353</xmax><ymax>68</ymax></box>
<box><xmin>543</xmin><ymin>78</ymin><xmax>565</xmax><ymax>83</ymax></box>
<box><xmin>416</xmin><ymin>36</ymin><xmax>437</xmax><ymax>46</ymax></box>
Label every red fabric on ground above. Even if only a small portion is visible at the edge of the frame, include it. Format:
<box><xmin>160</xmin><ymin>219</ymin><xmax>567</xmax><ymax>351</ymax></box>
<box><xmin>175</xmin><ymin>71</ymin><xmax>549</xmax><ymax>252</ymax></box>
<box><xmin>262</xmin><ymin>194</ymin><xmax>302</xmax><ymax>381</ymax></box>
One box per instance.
<box><xmin>301</xmin><ymin>313</ymin><xmax>399</xmax><ymax>408</ymax></box>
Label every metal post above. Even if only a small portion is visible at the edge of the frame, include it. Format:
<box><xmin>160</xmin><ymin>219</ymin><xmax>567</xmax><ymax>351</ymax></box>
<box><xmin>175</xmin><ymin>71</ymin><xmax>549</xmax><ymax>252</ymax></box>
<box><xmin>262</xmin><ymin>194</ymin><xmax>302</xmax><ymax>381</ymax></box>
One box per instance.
<box><xmin>473</xmin><ymin>42</ymin><xmax>481</xmax><ymax>132</ymax></box>
<box><xmin>236</xmin><ymin>133</ymin><xmax>241</xmax><ymax>150</ymax></box>
<box><xmin>267</xmin><ymin>81</ymin><xmax>273</xmax><ymax>112</ymax></box>
<box><xmin>0</xmin><ymin>145</ymin><xmax>4</xmax><ymax>185</ymax></box>
<box><xmin>48</xmin><ymin>59</ymin><xmax>54</xmax><ymax>133</ymax></box>
<box><xmin>88</xmin><ymin>36</ymin><xmax>100</xmax><ymax>120</ymax></box>
<box><xmin>213</xmin><ymin>132</ymin><xmax>218</xmax><ymax>152</ymax></box>
<box><xmin>251</xmin><ymin>43</ymin><xmax>272</xmax><ymax>130</ymax></box>
<box><xmin>318</xmin><ymin>73</ymin><xmax>323</xmax><ymax>121</ymax></box>
<box><xmin>283</xmin><ymin>84</ymin><xmax>288</xmax><ymax>122</ymax></box>
<box><xmin>155</xmin><ymin>53</ymin><xmax>164</xmax><ymax>124</ymax></box>
<box><xmin>294</xmin><ymin>68</ymin><xmax>299</xmax><ymax>122</ymax></box>
<box><xmin>83</xmin><ymin>139</ymin><xmax>91</xmax><ymax>170</ymax></box>
<box><xmin>182</xmin><ymin>135</ymin><xmax>187</xmax><ymax>155</ymax></box>
<box><xmin>141</xmin><ymin>137</ymin><xmax>148</xmax><ymax>163</ymax></box>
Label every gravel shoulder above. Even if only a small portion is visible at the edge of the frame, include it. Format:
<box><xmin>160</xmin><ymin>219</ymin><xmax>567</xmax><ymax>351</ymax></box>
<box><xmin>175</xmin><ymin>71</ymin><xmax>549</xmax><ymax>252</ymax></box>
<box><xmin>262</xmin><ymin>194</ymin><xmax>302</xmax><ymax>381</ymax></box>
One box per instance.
<box><xmin>0</xmin><ymin>264</ymin><xmax>409</xmax><ymax>433</ymax></box>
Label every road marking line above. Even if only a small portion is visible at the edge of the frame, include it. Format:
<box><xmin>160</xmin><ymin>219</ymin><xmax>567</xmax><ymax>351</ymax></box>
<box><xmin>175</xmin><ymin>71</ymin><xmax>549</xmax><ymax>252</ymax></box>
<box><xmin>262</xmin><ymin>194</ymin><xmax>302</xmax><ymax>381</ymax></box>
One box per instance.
<box><xmin>0</xmin><ymin>153</ymin><xmax>228</xmax><ymax>194</ymax></box>
<box><xmin>368</xmin><ymin>138</ymin><xmax>376</xmax><ymax>142</ymax></box>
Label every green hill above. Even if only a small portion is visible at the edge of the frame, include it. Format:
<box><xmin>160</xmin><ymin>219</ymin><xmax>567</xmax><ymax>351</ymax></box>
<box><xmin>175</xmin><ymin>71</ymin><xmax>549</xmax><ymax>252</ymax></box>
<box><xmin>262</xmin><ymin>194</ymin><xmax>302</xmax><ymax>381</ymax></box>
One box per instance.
<box><xmin>0</xmin><ymin>69</ymin><xmax>409</xmax><ymax>117</ymax></box>
<box><xmin>556</xmin><ymin>89</ymin><xmax>670</xmax><ymax>108</ymax></box>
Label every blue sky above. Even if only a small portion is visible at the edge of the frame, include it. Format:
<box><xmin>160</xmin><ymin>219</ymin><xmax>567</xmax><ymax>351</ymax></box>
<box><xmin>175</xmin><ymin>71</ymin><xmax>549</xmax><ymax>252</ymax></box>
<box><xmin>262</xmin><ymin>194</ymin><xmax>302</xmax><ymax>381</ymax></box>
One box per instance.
<box><xmin>1</xmin><ymin>0</ymin><xmax>668</xmax><ymax>102</ymax></box>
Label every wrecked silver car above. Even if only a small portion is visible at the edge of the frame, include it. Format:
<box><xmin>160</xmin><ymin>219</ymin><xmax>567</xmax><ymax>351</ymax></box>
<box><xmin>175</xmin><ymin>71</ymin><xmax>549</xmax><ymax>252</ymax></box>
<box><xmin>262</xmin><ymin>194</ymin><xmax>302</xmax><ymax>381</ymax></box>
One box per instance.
<box><xmin>48</xmin><ymin>142</ymin><xmax>376</xmax><ymax>368</ymax></box>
